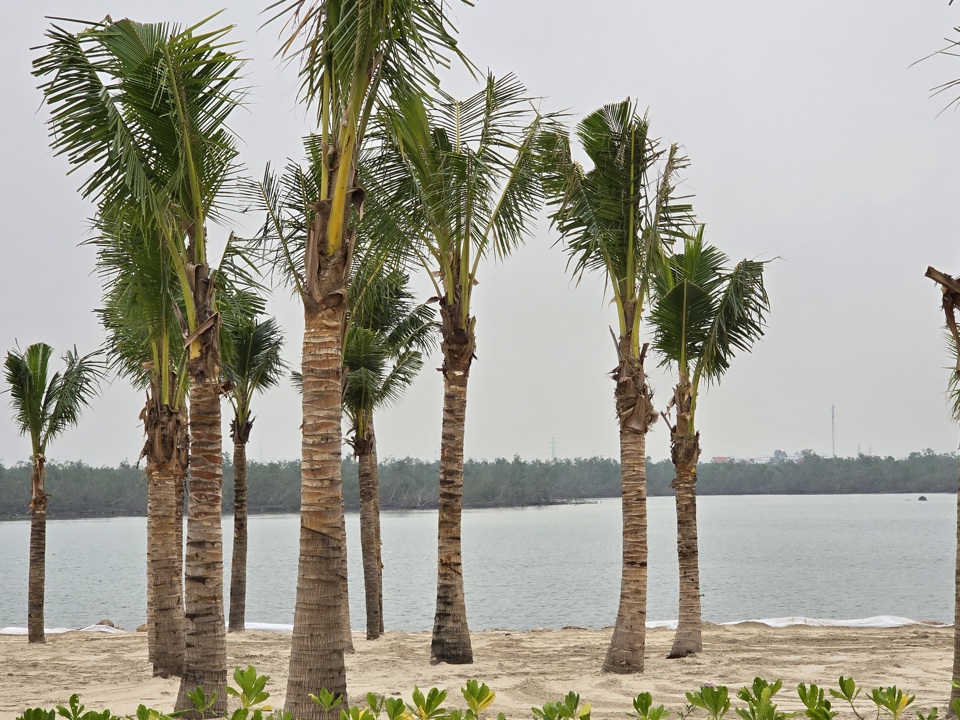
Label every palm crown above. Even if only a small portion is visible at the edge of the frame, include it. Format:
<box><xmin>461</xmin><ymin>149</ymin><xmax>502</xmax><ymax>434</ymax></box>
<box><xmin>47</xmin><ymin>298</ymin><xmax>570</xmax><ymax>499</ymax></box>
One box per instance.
<box><xmin>362</xmin><ymin>73</ymin><xmax>554</xmax><ymax>324</ymax></box>
<box><xmin>650</xmin><ymin>227</ymin><xmax>770</xmax><ymax>430</ymax></box>
<box><xmin>543</xmin><ymin>99</ymin><xmax>695</xmax><ymax>348</ymax></box>
<box><xmin>4</xmin><ymin>343</ymin><xmax>103</xmax><ymax>458</ymax></box>
<box><xmin>343</xmin><ymin>266</ymin><xmax>438</xmax><ymax>439</ymax></box>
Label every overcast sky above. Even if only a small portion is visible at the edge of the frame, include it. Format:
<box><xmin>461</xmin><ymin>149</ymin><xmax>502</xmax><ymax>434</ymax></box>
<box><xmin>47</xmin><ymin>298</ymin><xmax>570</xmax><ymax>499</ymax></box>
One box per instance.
<box><xmin>2</xmin><ymin>1</ymin><xmax>960</xmax><ymax>467</ymax></box>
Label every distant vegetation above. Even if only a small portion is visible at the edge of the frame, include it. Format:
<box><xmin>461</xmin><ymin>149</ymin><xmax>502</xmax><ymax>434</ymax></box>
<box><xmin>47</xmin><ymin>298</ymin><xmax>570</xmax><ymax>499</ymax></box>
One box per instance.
<box><xmin>0</xmin><ymin>449</ymin><xmax>956</xmax><ymax>519</ymax></box>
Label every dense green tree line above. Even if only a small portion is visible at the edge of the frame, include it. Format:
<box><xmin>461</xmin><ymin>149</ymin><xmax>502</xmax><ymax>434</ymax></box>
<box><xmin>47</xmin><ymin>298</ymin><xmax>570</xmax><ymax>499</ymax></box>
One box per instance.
<box><xmin>0</xmin><ymin>449</ymin><xmax>955</xmax><ymax>520</ymax></box>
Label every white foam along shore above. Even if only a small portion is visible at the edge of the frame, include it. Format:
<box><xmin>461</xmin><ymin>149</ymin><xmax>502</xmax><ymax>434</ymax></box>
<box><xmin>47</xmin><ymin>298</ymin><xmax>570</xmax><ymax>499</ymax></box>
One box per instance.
<box><xmin>0</xmin><ymin>615</ymin><xmax>951</xmax><ymax>635</ymax></box>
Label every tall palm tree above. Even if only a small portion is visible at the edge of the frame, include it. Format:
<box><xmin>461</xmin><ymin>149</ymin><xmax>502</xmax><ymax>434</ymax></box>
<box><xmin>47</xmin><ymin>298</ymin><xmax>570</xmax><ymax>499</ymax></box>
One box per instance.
<box><xmin>649</xmin><ymin>227</ymin><xmax>770</xmax><ymax>658</ymax></box>
<box><xmin>220</xmin><ymin>309</ymin><xmax>287</xmax><ymax>633</ymax></box>
<box><xmin>91</xmin><ymin>209</ymin><xmax>189</xmax><ymax>677</ymax></box>
<box><xmin>262</xmin><ymin>3</ymin><xmax>468</xmax><ymax>713</ymax></box>
<box><xmin>344</xmin><ymin>265</ymin><xmax>437</xmax><ymax>639</ymax></box>
<box><xmin>35</xmin><ymin>16</ymin><xmax>245</xmax><ymax>712</ymax></box>
<box><xmin>542</xmin><ymin>100</ymin><xmax>694</xmax><ymax>673</ymax></box>
<box><xmin>923</xmin><ymin>265</ymin><xmax>960</xmax><ymax>714</ymax></box>
<box><xmin>3</xmin><ymin>343</ymin><xmax>103</xmax><ymax>643</ymax></box>
<box><xmin>361</xmin><ymin>73</ymin><xmax>555</xmax><ymax>663</ymax></box>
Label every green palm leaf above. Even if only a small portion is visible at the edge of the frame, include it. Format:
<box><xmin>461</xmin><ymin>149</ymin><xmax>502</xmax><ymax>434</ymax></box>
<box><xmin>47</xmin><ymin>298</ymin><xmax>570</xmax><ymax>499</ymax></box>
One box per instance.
<box><xmin>4</xmin><ymin>343</ymin><xmax>104</xmax><ymax>456</ymax></box>
<box><xmin>543</xmin><ymin>100</ymin><xmax>695</xmax><ymax>342</ymax></box>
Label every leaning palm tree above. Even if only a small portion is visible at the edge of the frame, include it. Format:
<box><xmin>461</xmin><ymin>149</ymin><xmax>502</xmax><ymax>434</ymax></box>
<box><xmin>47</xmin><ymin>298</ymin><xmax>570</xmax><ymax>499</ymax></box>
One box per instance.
<box><xmin>3</xmin><ymin>343</ymin><xmax>102</xmax><ymax>643</ymax></box>
<box><xmin>649</xmin><ymin>227</ymin><xmax>770</xmax><ymax>658</ymax></box>
<box><xmin>35</xmin><ymin>16</ymin><xmax>246</xmax><ymax>712</ymax></box>
<box><xmin>220</xmin><ymin>308</ymin><xmax>287</xmax><ymax>633</ymax></box>
<box><xmin>344</xmin><ymin>265</ymin><xmax>437</xmax><ymax>639</ymax></box>
<box><xmin>361</xmin><ymin>73</ymin><xmax>555</xmax><ymax>663</ymax></box>
<box><xmin>542</xmin><ymin>100</ymin><xmax>694</xmax><ymax>673</ymax></box>
<box><xmin>91</xmin><ymin>209</ymin><xmax>189</xmax><ymax>677</ymax></box>
<box><xmin>923</xmin><ymin>265</ymin><xmax>960</xmax><ymax>714</ymax></box>
<box><xmin>261</xmin><ymin>2</ymin><xmax>469</xmax><ymax>711</ymax></box>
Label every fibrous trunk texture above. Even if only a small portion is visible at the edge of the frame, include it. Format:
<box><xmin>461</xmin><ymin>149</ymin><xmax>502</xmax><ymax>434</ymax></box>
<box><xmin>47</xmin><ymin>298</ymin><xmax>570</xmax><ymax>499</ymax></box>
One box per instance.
<box><xmin>603</xmin><ymin>322</ymin><xmax>657</xmax><ymax>674</ymax></box>
<box><xmin>665</xmin><ymin>377</ymin><xmax>702</xmax><ymax>658</ymax></box>
<box><xmin>28</xmin><ymin>457</ymin><xmax>47</xmax><ymax>644</ymax></box>
<box><xmin>228</xmin><ymin>430</ymin><xmax>249</xmax><ymax>632</ymax></box>
<box><xmin>431</xmin><ymin>300</ymin><xmax>474</xmax><ymax>665</ymax></box>
<box><xmin>951</xmin><ymin>461</ymin><xmax>960</xmax><ymax>715</ymax></box>
<box><xmin>356</xmin><ymin>415</ymin><xmax>384</xmax><ymax>639</ymax></box>
<box><xmin>229</xmin><ymin>419</ymin><xmax>251</xmax><ymax>633</ymax></box>
<box><xmin>176</xmin><ymin>262</ymin><xmax>227</xmax><ymax>716</ymax></box>
<box><xmin>285</xmin><ymin>246</ymin><xmax>351</xmax><ymax>720</ymax></box>
<box><xmin>144</xmin><ymin>391</ymin><xmax>187</xmax><ymax>677</ymax></box>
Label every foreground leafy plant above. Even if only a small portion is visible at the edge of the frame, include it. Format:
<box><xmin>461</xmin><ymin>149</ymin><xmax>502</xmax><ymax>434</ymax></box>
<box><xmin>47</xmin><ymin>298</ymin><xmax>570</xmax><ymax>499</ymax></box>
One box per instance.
<box><xmin>15</xmin><ymin>672</ymin><xmax>951</xmax><ymax>720</ymax></box>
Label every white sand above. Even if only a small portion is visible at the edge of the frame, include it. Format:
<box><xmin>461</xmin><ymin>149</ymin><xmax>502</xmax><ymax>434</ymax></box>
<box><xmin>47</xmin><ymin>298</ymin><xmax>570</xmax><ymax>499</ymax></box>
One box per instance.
<box><xmin>0</xmin><ymin>625</ymin><xmax>953</xmax><ymax>719</ymax></box>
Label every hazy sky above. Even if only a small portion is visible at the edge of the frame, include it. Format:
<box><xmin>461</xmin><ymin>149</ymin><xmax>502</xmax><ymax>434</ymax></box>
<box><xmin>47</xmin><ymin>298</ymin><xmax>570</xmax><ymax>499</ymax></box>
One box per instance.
<box><xmin>2</xmin><ymin>1</ymin><xmax>960</xmax><ymax>467</ymax></box>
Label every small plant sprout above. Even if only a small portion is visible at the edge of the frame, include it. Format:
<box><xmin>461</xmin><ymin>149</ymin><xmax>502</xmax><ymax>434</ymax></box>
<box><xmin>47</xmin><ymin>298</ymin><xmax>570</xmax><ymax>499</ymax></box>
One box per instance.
<box><xmin>462</xmin><ymin>680</ymin><xmax>497</xmax><ymax>719</ymax></box>
<box><xmin>735</xmin><ymin>678</ymin><xmax>793</xmax><ymax>720</ymax></box>
<box><xmin>797</xmin><ymin>683</ymin><xmax>838</xmax><ymax>720</ymax></box>
<box><xmin>686</xmin><ymin>684</ymin><xmax>732</xmax><ymax>720</ymax></box>
<box><xmin>829</xmin><ymin>677</ymin><xmax>866</xmax><ymax>720</ymax></box>
<box><xmin>410</xmin><ymin>687</ymin><xmax>448</xmax><ymax>720</ymax></box>
<box><xmin>869</xmin><ymin>687</ymin><xmax>915</xmax><ymax>720</ymax></box>
<box><xmin>629</xmin><ymin>692</ymin><xmax>671</xmax><ymax>720</ymax></box>
<box><xmin>532</xmin><ymin>692</ymin><xmax>591</xmax><ymax>720</ymax></box>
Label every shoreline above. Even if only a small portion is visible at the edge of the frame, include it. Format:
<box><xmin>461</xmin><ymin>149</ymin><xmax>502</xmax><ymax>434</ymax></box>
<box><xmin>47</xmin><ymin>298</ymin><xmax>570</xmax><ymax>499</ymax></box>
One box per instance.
<box><xmin>1</xmin><ymin>624</ymin><xmax>955</xmax><ymax>720</ymax></box>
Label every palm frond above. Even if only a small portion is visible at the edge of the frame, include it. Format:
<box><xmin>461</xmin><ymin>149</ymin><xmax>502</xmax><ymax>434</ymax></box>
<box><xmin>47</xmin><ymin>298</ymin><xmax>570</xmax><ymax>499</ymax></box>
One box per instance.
<box><xmin>545</xmin><ymin>99</ymin><xmax>696</xmax><ymax>328</ymax></box>
<box><xmin>4</xmin><ymin>343</ymin><xmax>103</xmax><ymax>455</ymax></box>
<box><xmin>44</xmin><ymin>347</ymin><xmax>106</xmax><ymax>447</ymax></box>
<box><xmin>650</xmin><ymin>227</ymin><xmax>770</xmax><ymax>385</ymax></box>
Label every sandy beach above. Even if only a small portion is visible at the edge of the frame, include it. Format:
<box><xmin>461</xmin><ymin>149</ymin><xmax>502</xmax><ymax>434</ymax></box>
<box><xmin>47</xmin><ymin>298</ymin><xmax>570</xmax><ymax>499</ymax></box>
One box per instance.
<box><xmin>0</xmin><ymin>624</ymin><xmax>954</xmax><ymax>720</ymax></box>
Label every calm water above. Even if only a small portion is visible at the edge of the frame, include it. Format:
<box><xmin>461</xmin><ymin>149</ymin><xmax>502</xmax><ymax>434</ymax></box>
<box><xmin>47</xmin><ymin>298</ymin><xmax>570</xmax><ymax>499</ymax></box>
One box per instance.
<box><xmin>0</xmin><ymin>494</ymin><xmax>953</xmax><ymax>632</ymax></box>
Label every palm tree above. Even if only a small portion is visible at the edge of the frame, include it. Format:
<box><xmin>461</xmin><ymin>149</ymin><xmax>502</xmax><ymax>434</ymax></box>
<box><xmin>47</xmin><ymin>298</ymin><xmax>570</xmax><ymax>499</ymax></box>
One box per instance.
<box><xmin>35</xmin><ymin>17</ymin><xmax>246</xmax><ymax>712</ymax></box>
<box><xmin>262</xmin><ymin>2</ymin><xmax>468</xmax><ymax>712</ymax></box>
<box><xmin>91</xmin><ymin>209</ymin><xmax>189</xmax><ymax>677</ymax></box>
<box><xmin>542</xmin><ymin>100</ymin><xmax>694</xmax><ymax>673</ymax></box>
<box><xmin>649</xmin><ymin>227</ymin><xmax>770</xmax><ymax>658</ymax></box>
<box><xmin>923</xmin><ymin>265</ymin><xmax>960</xmax><ymax>714</ymax></box>
<box><xmin>361</xmin><ymin>73</ymin><xmax>554</xmax><ymax>663</ymax></box>
<box><xmin>344</xmin><ymin>265</ymin><xmax>437</xmax><ymax>639</ymax></box>
<box><xmin>3</xmin><ymin>343</ymin><xmax>102</xmax><ymax>643</ymax></box>
<box><xmin>220</xmin><ymin>309</ymin><xmax>287</xmax><ymax>633</ymax></box>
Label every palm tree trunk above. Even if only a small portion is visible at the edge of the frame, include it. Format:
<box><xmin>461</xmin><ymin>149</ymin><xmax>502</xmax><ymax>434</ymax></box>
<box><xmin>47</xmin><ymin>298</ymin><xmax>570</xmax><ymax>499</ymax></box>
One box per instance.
<box><xmin>666</xmin><ymin>378</ymin><xmax>703</xmax><ymax>659</ymax></box>
<box><xmin>175</xmin><ymin>344</ymin><xmax>227</xmax><ymax>715</ymax></box>
<box><xmin>356</xmin><ymin>415</ymin><xmax>384</xmax><ymax>640</ymax></box>
<box><xmin>951</xmin><ymin>461</ymin><xmax>960</xmax><ymax>715</ymax></box>
<box><xmin>229</xmin><ymin>437</ymin><xmax>249</xmax><ymax>632</ymax></box>
<box><xmin>603</xmin><ymin>336</ymin><xmax>657</xmax><ymax>674</ymax></box>
<box><xmin>148</xmin><ymin>460</ymin><xmax>186</xmax><ymax>676</ymax></box>
<box><xmin>144</xmin><ymin>392</ymin><xmax>187</xmax><ymax>677</ymax></box>
<box><xmin>431</xmin><ymin>306</ymin><xmax>474</xmax><ymax>665</ymax></box>
<box><xmin>27</xmin><ymin>456</ymin><xmax>47</xmax><ymax>644</ymax></box>
<box><xmin>285</xmin><ymin>295</ymin><xmax>349</xmax><ymax>720</ymax></box>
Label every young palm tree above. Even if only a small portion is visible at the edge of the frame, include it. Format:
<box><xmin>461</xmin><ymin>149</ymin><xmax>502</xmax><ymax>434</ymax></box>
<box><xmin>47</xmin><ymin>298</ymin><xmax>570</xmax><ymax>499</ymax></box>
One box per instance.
<box><xmin>923</xmin><ymin>265</ymin><xmax>960</xmax><ymax>714</ymax></box>
<box><xmin>542</xmin><ymin>100</ymin><xmax>694</xmax><ymax>673</ymax></box>
<box><xmin>35</xmin><ymin>17</ymin><xmax>245</xmax><ymax>712</ymax></box>
<box><xmin>649</xmin><ymin>227</ymin><xmax>770</xmax><ymax>658</ymax></box>
<box><xmin>91</xmin><ymin>210</ymin><xmax>188</xmax><ymax>677</ymax></box>
<box><xmin>3</xmin><ymin>343</ymin><xmax>102</xmax><ymax>643</ymax></box>
<box><xmin>220</xmin><ymin>309</ymin><xmax>287</xmax><ymax>632</ymax></box>
<box><xmin>262</xmin><ymin>2</ymin><xmax>468</xmax><ymax>711</ymax></box>
<box><xmin>361</xmin><ymin>73</ymin><xmax>555</xmax><ymax>663</ymax></box>
<box><xmin>344</xmin><ymin>266</ymin><xmax>437</xmax><ymax>639</ymax></box>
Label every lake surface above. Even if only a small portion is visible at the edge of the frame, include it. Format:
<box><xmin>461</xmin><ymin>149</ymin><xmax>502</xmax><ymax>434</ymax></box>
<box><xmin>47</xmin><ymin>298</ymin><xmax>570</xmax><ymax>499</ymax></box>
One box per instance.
<box><xmin>0</xmin><ymin>494</ymin><xmax>953</xmax><ymax>632</ymax></box>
